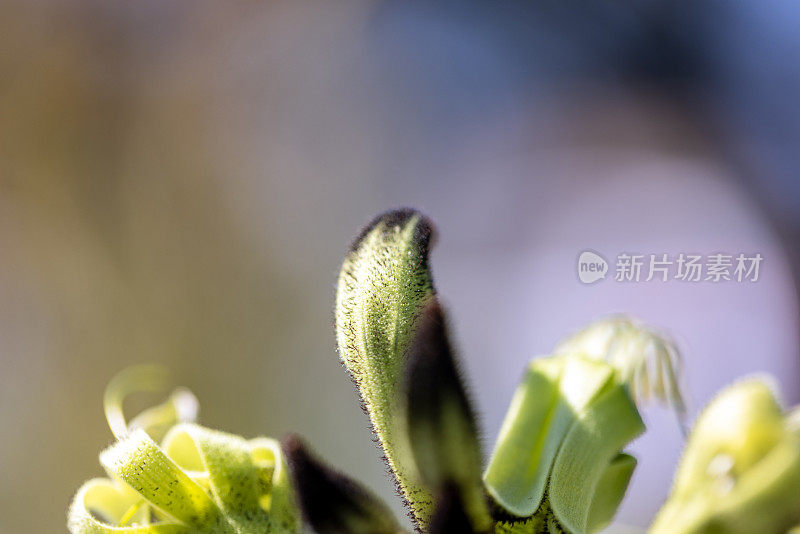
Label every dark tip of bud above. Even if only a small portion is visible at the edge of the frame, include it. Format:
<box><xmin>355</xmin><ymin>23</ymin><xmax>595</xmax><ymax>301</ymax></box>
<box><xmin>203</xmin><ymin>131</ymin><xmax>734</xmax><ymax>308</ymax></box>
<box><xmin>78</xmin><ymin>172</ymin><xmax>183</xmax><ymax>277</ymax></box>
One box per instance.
<box><xmin>349</xmin><ymin>208</ymin><xmax>436</xmax><ymax>255</ymax></box>
<box><xmin>281</xmin><ymin>434</ymin><xmax>399</xmax><ymax>534</ymax></box>
<box><xmin>428</xmin><ymin>483</ymin><xmax>477</xmax><ymax>534</ymax></box>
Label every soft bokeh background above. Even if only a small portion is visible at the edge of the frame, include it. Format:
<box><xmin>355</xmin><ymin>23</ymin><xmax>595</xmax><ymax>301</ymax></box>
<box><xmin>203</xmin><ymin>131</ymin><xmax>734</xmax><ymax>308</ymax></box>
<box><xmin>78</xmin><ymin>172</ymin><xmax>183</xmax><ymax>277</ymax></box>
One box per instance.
<box><xmin>2</xmin><ymin>1</ymin><xmax>800</xmax><ymax>532</ymax></box>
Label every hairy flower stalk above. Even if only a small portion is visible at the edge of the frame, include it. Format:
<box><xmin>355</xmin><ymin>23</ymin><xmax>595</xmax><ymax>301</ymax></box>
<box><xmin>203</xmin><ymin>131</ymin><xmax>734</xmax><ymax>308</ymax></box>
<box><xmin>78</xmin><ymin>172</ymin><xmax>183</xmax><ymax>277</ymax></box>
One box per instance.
<box><xmin>68</xmin><ymin>365</ymin><xmax>299</xmax><ymax>534</ymax></box>
<box><xmin>335</xmin><ymin>209</ymin><xmax>437</xmax><ymax>526</ymax></box>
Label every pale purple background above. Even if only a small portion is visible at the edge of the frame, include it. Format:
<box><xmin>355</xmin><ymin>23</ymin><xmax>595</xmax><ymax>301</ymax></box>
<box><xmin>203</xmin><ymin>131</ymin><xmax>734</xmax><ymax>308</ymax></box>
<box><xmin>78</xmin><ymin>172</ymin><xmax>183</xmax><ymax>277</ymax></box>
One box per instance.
<box><xmin>1</xmin><ymin>2</ymin><xmax>799</xmax><ymax>532</ymax></box>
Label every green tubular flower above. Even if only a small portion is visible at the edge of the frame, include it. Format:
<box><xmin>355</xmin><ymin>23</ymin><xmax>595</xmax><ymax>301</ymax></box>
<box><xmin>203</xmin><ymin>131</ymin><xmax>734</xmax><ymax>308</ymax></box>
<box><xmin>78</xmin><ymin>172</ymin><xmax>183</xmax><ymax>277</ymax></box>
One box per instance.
<box><xmin>68</xmin><ymin>366</ymin><xmax>300</xmax><ymax>534</ymax></box>
<box><xmin>650</xmin><ymin>378</ymin><xmax>800</xmax><ymax>534</ymax></box>
<box><xmin>484</xmin><ymin>317</ymin><xmax>684</xmax><ymax>534</ymax></box>
<box><xmin>333</xmin><ymin>210</ymin><xmax>690</xmax><ymax>533</ymax></box>
<box><xmin>335</xmin><ymin>209</ymin><xmax>437</xmax><ymax>525</ymax></box>
<box><xmin>483</xmin><ymin>355</ymin><xmax>644</xmax><ymax>534</ymax></box>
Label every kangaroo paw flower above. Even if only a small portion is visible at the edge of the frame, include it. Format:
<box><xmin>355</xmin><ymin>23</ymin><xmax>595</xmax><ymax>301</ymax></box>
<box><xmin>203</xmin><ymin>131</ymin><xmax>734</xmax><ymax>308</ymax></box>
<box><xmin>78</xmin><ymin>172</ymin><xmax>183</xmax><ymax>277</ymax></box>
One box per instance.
<box><xmin>335</xmin><ymin>208</ymin><xmax>437</xmax><ymax>525</ymax></box>
<box><xmin>649</xmin><ymin>378</ymin><xmax>800</xmax><ymax>534</ymax></box>
<box><xmin>484</xmin><ymin>354</ymin><xmax>644</xmax><ymax>533</ymax></box>
<box><xmin>484</xmin><ymin>318</ymin><xmax>679</xmax><ymax>533</ymax></box>
<box><xmin>68</xmin><ymin>366</ymin><xmax>299</xmax><ymax>534</ymax></box>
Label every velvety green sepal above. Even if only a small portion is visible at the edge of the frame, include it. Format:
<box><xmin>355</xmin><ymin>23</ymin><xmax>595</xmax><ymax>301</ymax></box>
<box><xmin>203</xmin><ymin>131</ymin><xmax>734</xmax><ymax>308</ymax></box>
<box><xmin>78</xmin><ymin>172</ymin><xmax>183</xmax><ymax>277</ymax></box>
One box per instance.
<box><xmin>335</xmin><ymin>209</ymin><xmax>436</xmax><ymax>523</ymax></box>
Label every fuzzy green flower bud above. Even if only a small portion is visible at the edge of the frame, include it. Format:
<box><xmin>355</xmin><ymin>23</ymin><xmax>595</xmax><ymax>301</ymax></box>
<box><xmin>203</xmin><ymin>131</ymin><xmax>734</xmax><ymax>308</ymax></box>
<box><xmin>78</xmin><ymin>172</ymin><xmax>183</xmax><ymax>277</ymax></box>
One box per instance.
<box><xmin>335</xmin><ymin>209</ymin><xmax>436</xmax><ymax>525</ymax></box>
<box><xmin>650</xmin><ymin>378</ymin><xmax>800</xmax><ymax>534</ymax></box>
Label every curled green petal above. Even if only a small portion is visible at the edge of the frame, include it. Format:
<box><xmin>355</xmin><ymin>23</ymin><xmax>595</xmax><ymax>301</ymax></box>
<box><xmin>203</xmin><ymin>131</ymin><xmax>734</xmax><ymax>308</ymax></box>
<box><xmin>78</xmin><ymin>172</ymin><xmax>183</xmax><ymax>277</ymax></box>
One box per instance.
<box><xmin>71</xmin><ymin>367</ymin><xmax>299</xmax><ymax>534</ymax></box>
<box><xmin>548</xmin><ymin>382</ymin><xmax>644</xmax><ymax>533</ymax></box>
<box><xmin>74</xmin><ymin>424</ymin><xmax>298</xmax><ymax>534</ymax></box>
<box><xmin>335</xmin><ymin>208</ymin><xmax>436</xmax><ymax>524</ymax></box>
<box><xmin>650</xmin><ymin>378</ymin><xmax>800</xmax><ymax>534</ymax></box>
<box><xmin>249</xmin><ymin>437</ymin><xmax>301</xmax><ymax>533</ymax></box>
<box><xmin>128</xmin><ymin>389</ymin><xmax>199</xmax><ymax>443</ymax></box>
<box><xmin>100</xmin><ymin>429</ymin><xmax>223</xmax><ymax>528</ymax></box>
<box><xmin>103</xmin><ymin>365</ymin><xmax>198</xmax><ymax>442</ymax></box>
<box><xmin>104</xmin><ymin>365</ymin><xmax>170</xmax><ymax>439</ymax></box>
<box><xmin>483</xmin><ymin>357</ymin><xmax>624</xmax><ymax>518</ymax></box>
<box><xmin>483</xmin><ymin>357</ymin><xmax>565</xmax><ymax>518</ymax></box>
<box><xmin>586</xmin><ymin>453</ymin><xmax>637</xmax><ymax>532</ymax></box>
<box><xmin>484</xmin><ymin>356</ymin><xmax>644</xmax><ymax>532</ymax></box>
<box><xmin>161</xmin><ymin>425</ymin><xmax>267</xmax><ymax>529</ymax></box>
<box><xmin>161</xmin><ymin>425</ymin><xmax>299</xmax><ymax>533</ymax></box>
<box><xmin>68</xmin><ymin>478</ymin><xmax>189</xmax><ymax>534</ymax></box>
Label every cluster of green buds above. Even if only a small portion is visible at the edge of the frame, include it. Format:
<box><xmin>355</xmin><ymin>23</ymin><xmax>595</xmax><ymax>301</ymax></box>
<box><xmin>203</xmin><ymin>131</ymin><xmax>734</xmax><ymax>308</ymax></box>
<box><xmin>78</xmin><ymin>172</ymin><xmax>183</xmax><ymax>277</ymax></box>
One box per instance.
<box><xmin>329</xmin><ymin>209</ymin><xmax>800</xmax><ymax>533</ymax></box>
<box><xmin>69</xmin><ymin>208</ymin><xmax>800</xmax><ymax>534</ymax></box>
<box><xmin>331</xmin><ymin>209</ymin><xmax>685</xmax><ymax>533</ymax></box>
<box><xmin>68</xmin><ymin>365</ymin><xmax>299</xmax><ymax>533</ymax></box>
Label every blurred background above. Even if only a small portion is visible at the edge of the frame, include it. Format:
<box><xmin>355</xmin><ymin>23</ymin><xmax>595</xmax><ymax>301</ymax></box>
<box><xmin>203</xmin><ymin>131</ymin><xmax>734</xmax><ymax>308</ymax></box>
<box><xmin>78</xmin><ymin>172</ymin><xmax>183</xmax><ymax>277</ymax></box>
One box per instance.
<box><xmin>2</xmin><ymin>1</ymin><xmax>800</xmax><ymax>532</ymax></box>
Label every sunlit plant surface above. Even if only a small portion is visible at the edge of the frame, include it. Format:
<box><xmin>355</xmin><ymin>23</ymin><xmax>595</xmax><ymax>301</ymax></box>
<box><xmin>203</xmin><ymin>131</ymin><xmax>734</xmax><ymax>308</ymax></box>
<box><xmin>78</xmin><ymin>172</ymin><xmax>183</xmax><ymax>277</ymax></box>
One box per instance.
<box><xmin>70</xmin><ymin>209</ymin><xmax>800</xmax><ymax>534</ymax></box>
